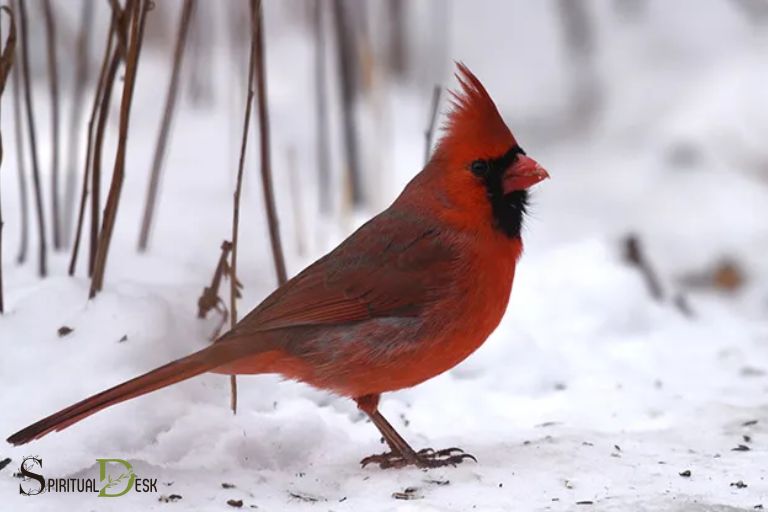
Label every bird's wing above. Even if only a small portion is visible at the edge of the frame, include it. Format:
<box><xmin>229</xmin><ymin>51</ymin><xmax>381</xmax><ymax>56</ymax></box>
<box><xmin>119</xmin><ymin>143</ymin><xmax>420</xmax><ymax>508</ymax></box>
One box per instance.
<box><xmin>231</xmin><ymin>211</ymin><xmax>459</xmax><ymax>335</ymax></box>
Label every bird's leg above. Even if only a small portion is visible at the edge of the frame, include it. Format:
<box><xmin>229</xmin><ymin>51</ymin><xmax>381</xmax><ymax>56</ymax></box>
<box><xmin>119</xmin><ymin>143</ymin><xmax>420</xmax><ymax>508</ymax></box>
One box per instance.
<box><xmin>355</xmin><ymin>394</ymin><xmax>477</xmax><ymax>469</ymax></box>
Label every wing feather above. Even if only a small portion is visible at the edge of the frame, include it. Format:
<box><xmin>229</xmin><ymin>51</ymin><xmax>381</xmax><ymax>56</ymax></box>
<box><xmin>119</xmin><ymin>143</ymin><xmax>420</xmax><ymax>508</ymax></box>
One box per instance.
<box><xmin>230</xmin><ymin>211</ymin><xmax>457</xmax><ymax>335</ymax></box>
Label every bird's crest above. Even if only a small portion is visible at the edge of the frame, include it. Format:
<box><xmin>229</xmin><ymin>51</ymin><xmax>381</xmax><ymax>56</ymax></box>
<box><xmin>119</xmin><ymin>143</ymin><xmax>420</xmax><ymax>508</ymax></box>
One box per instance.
<box><xmin>437</xmin><ymin>63</ymin><xmax>516</xmax><ymax>157</ymax></box>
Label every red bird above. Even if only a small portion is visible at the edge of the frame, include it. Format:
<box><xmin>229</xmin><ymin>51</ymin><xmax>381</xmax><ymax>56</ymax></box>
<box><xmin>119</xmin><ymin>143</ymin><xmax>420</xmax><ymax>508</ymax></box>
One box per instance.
<box><xmin>7</xmin><ymin>64</ymin><xmax>549</xmax><ymax>468</ymax></box>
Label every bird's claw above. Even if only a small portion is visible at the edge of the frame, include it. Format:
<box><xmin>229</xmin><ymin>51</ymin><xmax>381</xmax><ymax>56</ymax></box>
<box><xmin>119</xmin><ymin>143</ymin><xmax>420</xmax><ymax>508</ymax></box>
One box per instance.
<box><xmin>361</xmin><ymin>447</ymin><xmax>477</xmax><ymax>469</ymax></box>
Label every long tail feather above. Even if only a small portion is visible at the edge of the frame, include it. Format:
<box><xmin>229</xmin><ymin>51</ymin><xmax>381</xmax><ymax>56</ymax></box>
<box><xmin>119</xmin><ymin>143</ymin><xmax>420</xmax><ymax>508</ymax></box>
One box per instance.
<box><xmin>7</xmin><ymin>342</ymin><xmax>241</xmax><ymax>445</ymax></box>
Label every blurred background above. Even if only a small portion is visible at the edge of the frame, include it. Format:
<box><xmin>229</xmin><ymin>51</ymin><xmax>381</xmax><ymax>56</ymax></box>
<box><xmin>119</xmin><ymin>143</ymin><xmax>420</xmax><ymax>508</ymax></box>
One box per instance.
<box><xmin>1</xmin><ymin>0</ymin><xmax>767</xmax><ymax>311</ymax></box>
<box><xmin>1</xmin><ymin>1</ymin><xmax>767</xmax><ymax>509</ymax></box>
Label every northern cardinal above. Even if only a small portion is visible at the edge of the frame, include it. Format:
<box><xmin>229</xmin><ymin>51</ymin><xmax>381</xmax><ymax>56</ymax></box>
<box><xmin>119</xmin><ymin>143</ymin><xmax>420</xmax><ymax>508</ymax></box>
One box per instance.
<box><xmin>7</xmin><ymin>64</ymin><xmax>549</xmax><ymax>469</ymax></box>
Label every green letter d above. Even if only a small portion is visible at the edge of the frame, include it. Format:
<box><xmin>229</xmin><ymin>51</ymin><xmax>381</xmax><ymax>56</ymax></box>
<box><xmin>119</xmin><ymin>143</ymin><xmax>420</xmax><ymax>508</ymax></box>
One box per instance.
<box><xmin>97</xmin><ymin>459</ymin><xmax>136</xmax><ymax>498</ymax></box>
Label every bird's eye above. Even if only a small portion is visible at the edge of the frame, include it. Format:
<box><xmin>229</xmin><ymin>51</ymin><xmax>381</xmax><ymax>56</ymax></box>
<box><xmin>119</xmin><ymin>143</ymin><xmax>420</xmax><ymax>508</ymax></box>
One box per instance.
<box><xmin>470</xmin><ymin>160</ymin><xmax>488</xmax><ymax>176</ymax></box>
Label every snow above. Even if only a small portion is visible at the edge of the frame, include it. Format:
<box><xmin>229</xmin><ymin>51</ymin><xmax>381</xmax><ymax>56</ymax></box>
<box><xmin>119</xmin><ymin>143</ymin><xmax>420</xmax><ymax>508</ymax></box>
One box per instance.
<box><xmin>2</xmin><ymin>0</ymin><xmax>768</xmax><ymax>510</ymax></box>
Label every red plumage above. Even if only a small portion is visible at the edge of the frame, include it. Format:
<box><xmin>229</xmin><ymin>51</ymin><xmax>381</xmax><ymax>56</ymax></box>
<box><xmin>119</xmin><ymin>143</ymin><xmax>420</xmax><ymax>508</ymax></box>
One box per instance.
<box><xmin>7</xmin><ymin>64</ymin><xmax>549</xmax><ymax>469</ymax></box>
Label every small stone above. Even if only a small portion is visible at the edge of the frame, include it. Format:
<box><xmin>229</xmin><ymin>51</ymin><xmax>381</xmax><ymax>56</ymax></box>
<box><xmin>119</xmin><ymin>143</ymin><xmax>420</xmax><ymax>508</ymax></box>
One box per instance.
<box><xmin>392</xmin><ymin>487</ymin><xmax>422</xmax><ymax>500</ymax></box>
<box><xmin>57</xmin><ymin>326</ymin><xmax>74</xmax><ymax>337</ymax></box>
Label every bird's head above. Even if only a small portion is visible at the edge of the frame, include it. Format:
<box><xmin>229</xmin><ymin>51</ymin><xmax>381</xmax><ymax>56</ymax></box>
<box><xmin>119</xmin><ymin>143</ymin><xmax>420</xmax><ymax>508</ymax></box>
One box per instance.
<box><xmin>426</xmin><ymin>63</ymin><xmax>549</xmax><ymax>238</ymax></box>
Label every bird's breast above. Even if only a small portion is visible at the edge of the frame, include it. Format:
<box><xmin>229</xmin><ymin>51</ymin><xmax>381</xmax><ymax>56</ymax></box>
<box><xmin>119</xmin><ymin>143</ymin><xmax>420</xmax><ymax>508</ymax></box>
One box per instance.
<box><xmin>418</xmin><ymin>235</ymin><xmax>521</xmax><ymax>375</ymax></box>
<box><xmin>338</xmin><ymin>234</ymin><xmax>522</xmax><ymax>396</ymax></box>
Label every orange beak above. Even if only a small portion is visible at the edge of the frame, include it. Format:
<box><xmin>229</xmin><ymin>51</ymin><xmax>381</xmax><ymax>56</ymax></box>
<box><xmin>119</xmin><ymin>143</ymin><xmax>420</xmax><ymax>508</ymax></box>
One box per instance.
<box><xmin>502</xmin><ymin>155</ymin><xmax>550</xmax><ymax>194</ymax></box>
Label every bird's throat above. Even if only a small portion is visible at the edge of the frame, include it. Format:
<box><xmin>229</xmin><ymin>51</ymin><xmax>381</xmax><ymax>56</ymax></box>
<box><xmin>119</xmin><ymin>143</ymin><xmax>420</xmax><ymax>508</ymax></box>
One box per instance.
<box><xmin>484</xmin><ymin>149</ymin><xmax>529</xmax><ymax>238</ymax></box>
<box><xmin>490</xmin><ymin>190</ymin><xmax>528</xmax><ymax>238</ymax></box>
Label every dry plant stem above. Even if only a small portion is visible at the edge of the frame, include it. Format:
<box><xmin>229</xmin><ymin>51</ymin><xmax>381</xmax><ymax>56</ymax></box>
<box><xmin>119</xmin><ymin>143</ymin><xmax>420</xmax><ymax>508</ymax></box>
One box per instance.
<box><xmin>387</xmin><ymin>0</ymin><xmax>407</xmax><ymax>77</ymax></box>
<box><xmin>42</xmin><ymin>0</ymin><xmax>61</xmax><ymax>249</ymax></box>
<box><xmin>69</xmin><ymin>17</ymin><xmax>116</xmax><ymax>276</ymax></box>
<box><xmin>197</xmin><ymin>240</ymin><xmax>233</xmax><ymax>319</ymax></box>
<box><xmin>63</xmin><ymin>0</ymin><xmax>93</xmax><ymax>248</ymax></box>
<box><xmin>138</xmin><ymin>0</ymin><xmax>195</xmax><ymax>252</ymax></box>
<box><xmin>424</xmin><ymin>85</ymin><xmax>441</xmax><ymax>164</ymax></box>
<box><xmin>90</xmin><ymin>3</ymin><xmax>128</xmax><ymax>276</ymax></box>
<box><xmin>622</xmin><ymin>234</ymin><xmax>694</xmax><ymax>317</ymax></box>
<box><xmin>108</xmin><ymin>0</ymin><xmax>127</xmax><ymax>59</ymax></box>
<box><xmin>228</xmin><ymin>0</ymin><xmax>260</xmax><ymax>414</ymax></box>
<box><xmin>185</xmin><ymin>0</ymin><xmax>212</xmax><ymax>106</ymax></box>
<box><xmin>10</xmin><ymin>15</ymin><xmax>26</xmax><ymax>264</ymax></box>
<box><xmin>331</xmin><ymin>0</ymin><xmax>363</xmax><ymax>206</ymax></box>
<box><xmin>17</xmin><ymin>0</ymin><xmax>47</xmax><ymax>277</ymax></box>
<box><xmin>313</xmin><ymin>0</ymin><xmax>331</xmax><ymax>214</ymax></box>
<box><xmin>287</xmin><ymin>147</ymin><xmax>305</xmax><ymax>257</ymax></box>
<box><xmin>90</xmin><ymin>0</ymin><xmax>148</xmax><ymax>298</ymax></box>
<box><xmin>622</xmin><ymin>234</ymin><xmax>663</xmax><ymax>301</ymax></box>
<box><xmin>89</xmin><ymin>49</ymin><xmax>121</xmax><ymax>276</ymax></box>
<box><xmin>0</xmin><ymin>15</ymin><xmax>3</xmax><ymax>313</ymax></box>
<box><xmin>0</xmin><ymin>84</ymin><xmax>2</xmax><ymax>311</ymax></box>
<box><xmin>254</xmin><ymin>0</ymin><xmax>287</xmax><ymax>285</ymax></box>
<box><xmin>0</xmin><ymin>5</ymin><xmax>17</xmax><ymax>313</ymax></box>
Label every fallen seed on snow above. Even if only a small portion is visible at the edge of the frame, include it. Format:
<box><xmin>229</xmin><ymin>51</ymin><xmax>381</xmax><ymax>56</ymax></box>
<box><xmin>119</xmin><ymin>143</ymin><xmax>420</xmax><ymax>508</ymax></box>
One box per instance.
<box><xmin>57</xmin><ymin>326</ymin><xmax>74</xmax><ymax>337</ymax></box>
<box><xmin>392</xmin><ymin>487</ymin><xmax>422</xmax><ymax>500</ymax></box>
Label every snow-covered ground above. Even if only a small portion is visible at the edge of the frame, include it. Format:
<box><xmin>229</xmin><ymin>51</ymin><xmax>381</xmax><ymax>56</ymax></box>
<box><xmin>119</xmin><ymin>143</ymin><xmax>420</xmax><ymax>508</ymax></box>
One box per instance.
<box><xmin>2</xmin><ymin>1</ymin><xmax>768</xmax><ymax>510</ymax></box>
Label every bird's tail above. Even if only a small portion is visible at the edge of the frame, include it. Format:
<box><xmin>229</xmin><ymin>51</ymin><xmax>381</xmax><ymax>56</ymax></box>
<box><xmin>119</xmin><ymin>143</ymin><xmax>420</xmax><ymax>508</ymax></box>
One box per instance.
<box><xmin>6</xmin><ymin>341</ymin><xmax>246</xmax><ymax>445</ymax></box>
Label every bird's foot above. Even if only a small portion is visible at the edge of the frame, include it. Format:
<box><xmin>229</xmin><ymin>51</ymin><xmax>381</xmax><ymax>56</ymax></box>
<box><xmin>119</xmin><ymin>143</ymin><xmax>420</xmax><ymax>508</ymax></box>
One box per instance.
<box><xmin>361</xmin><ymin>447</ymin><xmax>477</xmax><ymax>469</ymax></box>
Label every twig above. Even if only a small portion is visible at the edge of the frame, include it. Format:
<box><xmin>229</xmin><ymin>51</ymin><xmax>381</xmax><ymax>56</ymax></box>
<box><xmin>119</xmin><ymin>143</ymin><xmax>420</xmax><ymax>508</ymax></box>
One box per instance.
<box><xmin>17</xmin><ymin>0</ymin><xmax>47</xmax><ymax>277</ymax></box>
<box><xmin>386</xmin><ymin>0</ymin><xmax>407</xmax><ymax>77</ymax></box>
<box><xmin>198</xmin><ymin>240</ymin><xmax>234</xmax><ymax>318</ymax></box>
<box><xmin>622</xmin><ymin>234</ymin><xmax>663</xmax><ymax>301</ymax></box>
<box><xmin>90</xmin><ymin>0</ymin><xmax>149</xmax><ymax>298</ymax></box>
<box><xmin>185</xmin><ymin>0</ymin><xmax>213</xmax><ymax>106</ymax></box>
<box><xmin>0</xmin><ymin>5</ymin><xmax>18</xmax><ymax>313</ymax></box>
<box><xmin>287</xmin><ymin>147</ymin><xmax>306</xmax><ymax>257</ymax></box>
<box><xmin>89</xmin><ymin>49</ymin><xmax>121</xmax><ymax>275</ymax></box>
<box><xmin>62</xmin><ymin>0</ymin><xmax>93</xmax><ymax>248</ymax></box>
<box><xmin>10</xmin><ymin>9</ymin><xmax>25</xmax><ymax>265</ymax></box>
<box><xmin>673</xmin><ymin>294</ymin><xmax>694</xmax><ymax>318</ymax></box>
<box><xmin>254</xmin><ymin>0</ymin><xmax>287</xmax><ymax>285</ymax></box>
<box><xmin>42</xmin><ymin>0</ymin><xmax>61</xmax><ymax>249</ymax></box>
<box><xmin>424</xmin><ymin>85</ymin><xmax>440</xmax><ymax>164</ymax></box>
<box><xmin>313</xmin><ymin>0</ymin><xmax>331</xmax><ymax>214</ymax></box>
<box><xmin>622</xmin><ymin>234</ymin><xmax>695</xmax><ymax>318</ymax></box>
<box><xmin>331</xmin><ymin>0</ymin><xmax>363</xmax><ymax>206</ymax></box>
<box><xmin>138</xmin><ymin>0</ymin><xmax>195</xmax><ymax>252</ymax></box>
<box><xmin>69</xmin><ymin>14</ymin><xmax>116</xmax><ymax>276</ymax></box>
<box><xmin>108</xmin><ymin>0</ymin><xmax>127</xmax><ymax>59</ymax></box>
<box><xmin>228</xmin><ymin>0</ymin><xmax>261</xmax><ymax>414</ymax></box>
<box><xmin>90</xmin><ymin>3</ymin><xmax>127</xmax><ymax>276</ymax></box>
<box><xmin>197</xmin><ymin>240</ymin><xmax>240</xmax><ymax>339</ymax></box>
